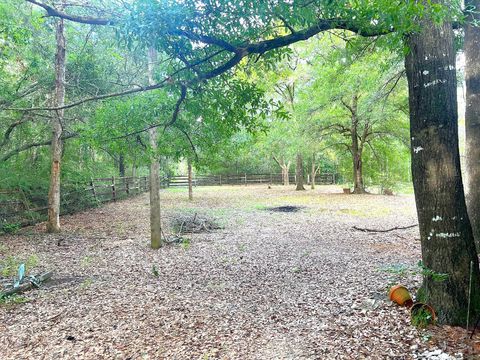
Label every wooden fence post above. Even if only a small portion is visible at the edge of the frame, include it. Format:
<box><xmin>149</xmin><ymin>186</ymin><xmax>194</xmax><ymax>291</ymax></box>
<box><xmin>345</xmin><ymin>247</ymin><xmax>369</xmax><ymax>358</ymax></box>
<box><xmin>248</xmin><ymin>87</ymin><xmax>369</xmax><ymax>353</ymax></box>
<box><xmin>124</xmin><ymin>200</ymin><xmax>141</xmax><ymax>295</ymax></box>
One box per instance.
<box><xmin>219</xmin><ymin>175</ymin><xmax>222</xmax><ymax>186</ymax></box>
<box><xmin>126</xmin><ymin>178</ymin><xmax>130</xmax><ymax>195</ymax></box>
<box><xmin>112</xmin><ymin>176</ymin><xmax>116</xmax><ymax>202</ymax></box>
<box><xmin>244</xmin><ymin>173</ymin><xmax>247</xmax><ymax>186</ymax></box>
<box><xmin>90</xmin><ymin>179</ymin><xmax>97</xmax><ymax>202</ymax></box>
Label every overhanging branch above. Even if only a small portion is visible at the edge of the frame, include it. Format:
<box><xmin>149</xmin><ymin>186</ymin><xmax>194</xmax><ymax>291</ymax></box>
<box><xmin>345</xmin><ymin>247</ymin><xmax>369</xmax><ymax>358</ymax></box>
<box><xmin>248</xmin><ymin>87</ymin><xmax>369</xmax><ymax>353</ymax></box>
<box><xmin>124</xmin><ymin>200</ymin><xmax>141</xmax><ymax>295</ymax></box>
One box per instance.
<box><xmin>163</xmin><ymin>84</ymin><xmax>188</xmax><ymax>130</ymax></box>
<box><xmin>27</xmin><ymin>0</ymin><xmax>115</xmax><ymax>25</ymax></box>
<box><xmin>10</xmin><ymin>12</ymin><xmax>391</xmax><ymax>112</ymax></box>
<box><xmin>1</xmin><ymin>132</ymin><xmax>77</xmax><ymax>162</ymax></box>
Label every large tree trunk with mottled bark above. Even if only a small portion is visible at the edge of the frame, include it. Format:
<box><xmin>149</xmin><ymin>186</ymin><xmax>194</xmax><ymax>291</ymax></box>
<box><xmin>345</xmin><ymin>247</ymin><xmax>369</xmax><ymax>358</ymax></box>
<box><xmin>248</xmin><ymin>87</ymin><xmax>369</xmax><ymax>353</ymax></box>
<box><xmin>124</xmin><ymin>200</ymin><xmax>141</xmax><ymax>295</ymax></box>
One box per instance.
<box><xmin>351</xmin><ymin>105</ymin><xmax>365</xmax><ymax>194</ymax></box>
<box><xmin>295</xmin><ymin>153</ymin><xmax>305</xmax><ymax>190</ymax></box>
<box><xmin>352</xmin><ymin>148</ymin><xmax>364</xmax><ymax>194</ymax></box>
<box><xmin>465</xmin><ymin>0</ymin><xmax>480</xmax><ymax>249</ymax></box>
<box><xmin>46</xmin><ymin>16</ymin><xmax>66</xmax><ymax>233</ymax></box>
<box><xmin>405</xmin><ymin>11</ymin><xmax>480</xmax><ymax>325</ymax></box>
<box><xmin>148</xmin><ymin>47</ymin><xmax>162</xmax><ymax>249</ymax></box>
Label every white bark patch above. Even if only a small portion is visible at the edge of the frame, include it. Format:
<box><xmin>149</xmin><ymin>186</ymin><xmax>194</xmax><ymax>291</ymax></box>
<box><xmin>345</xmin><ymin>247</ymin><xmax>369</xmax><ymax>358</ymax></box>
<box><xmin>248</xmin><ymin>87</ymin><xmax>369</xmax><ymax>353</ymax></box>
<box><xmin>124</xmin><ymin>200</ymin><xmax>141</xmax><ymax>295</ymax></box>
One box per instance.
<box><xmin>435</xmin><ymin>232</ymin><xmax>460</xmax><ymax>238</ymax></box>
<box><xmin>432</xmin><ymin>216</ymin><xmax>442</xmax><ymax>222</ymax></box>
<box><xmin>423</xmin><ymin>79</ymin><xmax>447</xmax><ymax>88</ymax></box>
<box><xmin>413</xmin><ymin>146</ymin><xmax>424</xmax><ymax>153</ymax></box>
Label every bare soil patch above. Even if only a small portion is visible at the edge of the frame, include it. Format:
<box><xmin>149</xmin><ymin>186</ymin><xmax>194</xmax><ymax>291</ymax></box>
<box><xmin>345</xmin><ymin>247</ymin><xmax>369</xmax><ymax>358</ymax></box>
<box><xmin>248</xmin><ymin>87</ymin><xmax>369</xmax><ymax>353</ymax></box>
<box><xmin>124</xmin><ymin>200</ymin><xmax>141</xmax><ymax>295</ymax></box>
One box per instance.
<box><xmin>0</xmin><ymin>185</ymin><xmax>478</xmax><ymax>359</ymax></box>
<box><xmin>266</xmin><ymin>205</ymin><xmax>304</xmax><ymax>213</ymax></box>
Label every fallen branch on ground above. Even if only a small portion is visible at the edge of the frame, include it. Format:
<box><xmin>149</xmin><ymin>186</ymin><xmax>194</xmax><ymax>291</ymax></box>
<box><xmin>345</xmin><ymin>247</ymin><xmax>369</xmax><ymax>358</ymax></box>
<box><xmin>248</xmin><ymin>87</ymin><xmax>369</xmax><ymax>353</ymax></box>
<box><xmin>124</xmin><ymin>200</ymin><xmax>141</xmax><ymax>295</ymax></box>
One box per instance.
<box><xmin>352</xmin><ymin>224</ymin><xmax>418</xmax><ymax>233</ymax></box>
<box><xmin>173</xmin><ymin>213</ymin><xmax>221</xmax><ymax>234</ymax></box>
<box><xmin>0</xmin><ymin>271</ymin><xmax>53</xmax><ymax>298</ymax></box>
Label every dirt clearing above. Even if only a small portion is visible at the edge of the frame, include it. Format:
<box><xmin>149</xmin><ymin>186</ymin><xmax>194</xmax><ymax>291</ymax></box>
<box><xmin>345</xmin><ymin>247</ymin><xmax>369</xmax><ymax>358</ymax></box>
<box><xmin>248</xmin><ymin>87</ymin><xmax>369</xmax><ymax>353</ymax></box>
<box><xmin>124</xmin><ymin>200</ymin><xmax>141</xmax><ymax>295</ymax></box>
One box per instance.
<box><xmin>0</xmin><ymin>185</ymin><xmax>478</xmax><ymax>359</ymax></box>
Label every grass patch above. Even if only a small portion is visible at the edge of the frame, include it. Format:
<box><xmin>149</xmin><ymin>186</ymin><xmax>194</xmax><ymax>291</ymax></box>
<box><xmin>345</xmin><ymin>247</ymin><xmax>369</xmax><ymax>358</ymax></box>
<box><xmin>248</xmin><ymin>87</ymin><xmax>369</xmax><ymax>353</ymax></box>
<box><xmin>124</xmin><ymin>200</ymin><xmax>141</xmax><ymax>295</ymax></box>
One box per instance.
<box><xmin>0</xmin><ymin>294</ymin><xmax>30</xmax><ymax>307</ymax></box>
<box><xmin>0</xmin><ymin>255</ymin><xmax>39</xmax><ymax>278</ymax></box>
<box><xmin>80</xmin><ymin>278</ymin><xmax>93</xmax><ymax>289</ymax></box>
<box><xmin>164</xmin><ymin>187</ymin><xmax>189</xmax><ymax>193</ymax></box>
<box><xmin>80</xmin><ymin>255</ymin><xmax>94</xmax><ymax>268</ymax></box>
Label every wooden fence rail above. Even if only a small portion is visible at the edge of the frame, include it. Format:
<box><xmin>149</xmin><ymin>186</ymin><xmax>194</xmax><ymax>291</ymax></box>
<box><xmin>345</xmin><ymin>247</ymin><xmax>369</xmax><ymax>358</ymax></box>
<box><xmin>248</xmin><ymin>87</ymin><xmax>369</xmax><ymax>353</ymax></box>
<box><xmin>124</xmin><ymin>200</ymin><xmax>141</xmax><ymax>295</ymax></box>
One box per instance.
<box><xmin>168</xmin><ymin>172</ymin><xmax>336</xmax><ymax>187</ymax></box>
<box><xmin>0</xmin><ymin>175</ymin><xmax>157</xmax><ymax>227</ymax></box>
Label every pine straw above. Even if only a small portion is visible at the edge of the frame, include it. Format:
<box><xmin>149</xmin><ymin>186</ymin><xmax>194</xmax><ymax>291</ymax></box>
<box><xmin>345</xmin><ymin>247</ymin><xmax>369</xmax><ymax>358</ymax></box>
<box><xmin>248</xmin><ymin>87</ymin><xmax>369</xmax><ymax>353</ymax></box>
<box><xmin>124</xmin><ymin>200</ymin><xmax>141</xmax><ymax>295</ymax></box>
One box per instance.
<box><xmin>0</xmin><ymin>185</ymin><xmax>478</xmax><ymax>359</ymax></box>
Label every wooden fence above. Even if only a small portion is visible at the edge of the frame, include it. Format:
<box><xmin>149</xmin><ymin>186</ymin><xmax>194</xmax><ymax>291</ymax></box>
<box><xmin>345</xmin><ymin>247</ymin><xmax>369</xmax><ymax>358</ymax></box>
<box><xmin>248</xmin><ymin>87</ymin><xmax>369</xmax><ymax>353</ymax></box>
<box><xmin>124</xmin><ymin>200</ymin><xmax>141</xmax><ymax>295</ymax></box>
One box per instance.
<box><xmin>0</xmin><ymin>172</ymin><xmax>336</xmax><ymax>228</ymax></box>
<box><xmin>0</xmin><ymin>176</ymin><xmax>156</xmax><ymax>227</ymax></box>
<box><xmin>88</xmin><ymin>176</ymin><xmax>151</xmax><ymax>203</ymax></box>
<box><xmin>168</xmin><ymin>173</ymin><xmax>336</xmax><ymax>187</ymax></box>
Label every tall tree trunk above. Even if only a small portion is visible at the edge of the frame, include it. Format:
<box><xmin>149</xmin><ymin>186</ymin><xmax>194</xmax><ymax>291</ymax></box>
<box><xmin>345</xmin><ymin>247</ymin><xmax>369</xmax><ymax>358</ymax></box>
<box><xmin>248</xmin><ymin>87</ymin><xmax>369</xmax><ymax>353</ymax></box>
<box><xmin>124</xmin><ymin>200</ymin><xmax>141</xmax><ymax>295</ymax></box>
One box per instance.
<box><xmin>148</xmin><ymin>47</ymin><xmax>162</xmax><ymax>249</ymax></box>
<box><xmin>273</xmin><ymin>156</ymin><xmax>290</xmax><ymax>186</ymax></box>
<box><xmin>352</xmin><ymin>149</ymin><xmax>364</xmax><ymax>194</ymax></box>
<box><xmin>283</xmin><ymin>162</ymin><xmax>290</xmax><ymax>186</ymax></box>
<box><xmin>187</xmin><ymin>158</ymin><xmax>193</xmax><ymax>201</ymax></box>
<box><xmin>119</xmin><ymin>154</ymin><xmax>125</xmax><ymax>177</ymax></box>
<box><xmin>348</xmin><ymin>95</ymin><xmax>366</xmax><ymax>194</ymax></box>
<box><xmin>405</xmin><ymin>11</ymin><xmax>480</xmax><ymax>325</ymax></box>
<box><xmin>46</xmin><ymin>15</ymin><xmax>66</xmax><ymax>233</ymax></box>
<box><xmin>148</xmin><ymin>129</ymin><xmax>162</xmax><ymax>249</ymax></box>
<box><xmin>311</xmin><ymin>154</ymin><xmax>316</xmax><ymax>190</ymax></box>
<box><xmin>296</xmin><ymin>153</ymin><xmax>305</xmax><ymax>190</ymax></box>
<box><xmin>465</xmin><ymin>0</ymin><xmax>480</xmax><ymax>249</ymax></box>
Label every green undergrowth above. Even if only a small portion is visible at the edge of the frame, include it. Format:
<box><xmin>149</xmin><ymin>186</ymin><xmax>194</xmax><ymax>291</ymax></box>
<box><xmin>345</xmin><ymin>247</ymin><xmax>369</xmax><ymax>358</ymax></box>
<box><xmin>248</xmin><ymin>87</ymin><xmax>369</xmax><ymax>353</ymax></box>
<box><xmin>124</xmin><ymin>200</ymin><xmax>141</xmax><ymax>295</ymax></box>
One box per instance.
<box><xmin>0</xmin><ymin>254</ymin><xmax>39</xmax><ymax>278</ymax></box>
<box><xmin>0</xmin><ymin>294</ymin><xmax>30</xmax><ymax>307</ymax></box>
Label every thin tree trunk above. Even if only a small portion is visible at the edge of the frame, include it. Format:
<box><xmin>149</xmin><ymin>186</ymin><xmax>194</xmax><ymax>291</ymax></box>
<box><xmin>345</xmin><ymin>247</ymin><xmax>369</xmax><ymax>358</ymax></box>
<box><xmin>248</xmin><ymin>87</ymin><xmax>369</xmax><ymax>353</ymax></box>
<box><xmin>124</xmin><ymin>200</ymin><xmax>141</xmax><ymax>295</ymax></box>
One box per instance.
<box><xmin>273</xmin><ymin>156</ymin><xmax>290</xmax><ymax>186</ymax></box>
<box><xmin>148</xmin><ymin>128</ymin><xmax>162</xmax><ymax>249</ymax></box>
<box><xmin>119</xmin><ymin>154</ymin><xmax>125</xmax><ymax>177</ymax></box>
<box><xmin>405</xmin><ymin>9</ymin><xmax>480</xmax><ymax>325</ymax></box>
<box><xmin>187</xmin><ymin>158</ymin><xmax>193</xmax><ymax>201</ymax></box>
<box><xmin>465</xmin><ymin>0</ymin><xmax>480</xmax><ymax>249</ymax></box>
<box><xmin>296</xmin><ymin>153</ymin><xmax>305</xmax><ymax>190</ymax></box>
<box><xmin>46</xmin><ymin>15</ymin><xmax>66</xmax><ymax>233</ymax></box>
<box><xmin>347</xmin><ymin>95</ymin><xmax>366</xmax><ymax>194</ymax></box>
<box><xmin>284</xmin><ymin>162</ymin><xmax>290</xmax><ymax>186</ymax></box>
<box><xmin>132</xmin><ymin>163</ymin><xmax>137</xmax><ymax>177</ymax></box>
<box><xmin>148</xmin><ymin>47</ymin><xmax>162</xmax><ymax>249</ymax></box>
<box><xmin>311</xmin><ymin>154</ymin><xmax>316</xmax><ymax>190</ymax></box>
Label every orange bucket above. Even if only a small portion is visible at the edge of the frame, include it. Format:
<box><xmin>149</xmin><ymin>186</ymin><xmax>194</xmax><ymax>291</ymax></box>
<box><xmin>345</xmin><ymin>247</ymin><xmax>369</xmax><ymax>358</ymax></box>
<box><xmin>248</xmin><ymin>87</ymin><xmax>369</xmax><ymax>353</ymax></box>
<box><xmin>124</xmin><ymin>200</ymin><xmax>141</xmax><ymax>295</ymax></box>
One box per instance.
<box><xmin>389</xmin><ymin>285</ymin><xmax>413</xmax><ymax>307</ymax></box>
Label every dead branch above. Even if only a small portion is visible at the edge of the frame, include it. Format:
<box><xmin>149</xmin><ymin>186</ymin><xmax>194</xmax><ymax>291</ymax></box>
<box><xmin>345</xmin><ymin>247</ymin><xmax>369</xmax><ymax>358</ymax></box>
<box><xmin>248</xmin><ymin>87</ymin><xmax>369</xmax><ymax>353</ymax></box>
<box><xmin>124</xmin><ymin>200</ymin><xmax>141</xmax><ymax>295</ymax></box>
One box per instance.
<box><xmin>352</xmin><ymin>224</ymin><xmax>418</xmax><ymax>233</ymax></box>
<box><xmin>0</xmin><ymin>271</ymin><xmax>53</xmax><ymax>298</ymax></box>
